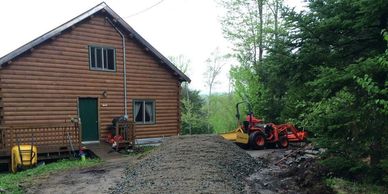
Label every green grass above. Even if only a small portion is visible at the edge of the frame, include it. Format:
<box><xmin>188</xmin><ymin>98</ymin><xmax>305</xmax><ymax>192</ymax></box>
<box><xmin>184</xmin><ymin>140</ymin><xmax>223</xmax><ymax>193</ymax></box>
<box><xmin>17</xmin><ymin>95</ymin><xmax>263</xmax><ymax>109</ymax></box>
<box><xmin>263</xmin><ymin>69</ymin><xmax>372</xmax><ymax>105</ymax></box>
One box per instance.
<box><xmin>326</xmin><ymin>178</ymin><xmax>387</xmax><ymax>194</ymax></box>
<box><xmin>0</xmin><ymin>159</ymin><xmax>101</xmax><ymax>194</ymax></box>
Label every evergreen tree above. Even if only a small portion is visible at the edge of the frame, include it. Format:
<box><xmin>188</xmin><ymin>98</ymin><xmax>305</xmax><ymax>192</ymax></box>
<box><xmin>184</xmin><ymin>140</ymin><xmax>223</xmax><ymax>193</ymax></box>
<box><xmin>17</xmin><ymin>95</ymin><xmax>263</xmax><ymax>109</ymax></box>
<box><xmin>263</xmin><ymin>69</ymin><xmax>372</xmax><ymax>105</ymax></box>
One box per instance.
<box><xmin>221</xmin><ymin>0</ymin><xmax>388</xmax><ymax>184</ymax></box>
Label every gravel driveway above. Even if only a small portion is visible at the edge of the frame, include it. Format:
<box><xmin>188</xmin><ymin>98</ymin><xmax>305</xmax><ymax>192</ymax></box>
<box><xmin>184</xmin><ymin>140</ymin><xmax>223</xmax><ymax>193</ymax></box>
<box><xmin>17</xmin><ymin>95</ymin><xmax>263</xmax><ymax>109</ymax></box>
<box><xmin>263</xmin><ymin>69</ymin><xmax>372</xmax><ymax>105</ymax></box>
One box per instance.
<box><xmin>23</xmin><ymin>135</ymin><xmax>332</xmax><ymax>194</ymax></box>
<box><xmin>113</xmin><ymin>135</ymin><xmax>262</xmax><ymax>194</ymax></box>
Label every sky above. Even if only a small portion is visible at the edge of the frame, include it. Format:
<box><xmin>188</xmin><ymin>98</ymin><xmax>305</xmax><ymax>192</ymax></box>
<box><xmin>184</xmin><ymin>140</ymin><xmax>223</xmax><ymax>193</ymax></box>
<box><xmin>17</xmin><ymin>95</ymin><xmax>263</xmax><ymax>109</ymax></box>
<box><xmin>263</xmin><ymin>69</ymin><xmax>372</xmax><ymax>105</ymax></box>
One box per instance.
<box><xmin>0</xmin><ymin>0</ymin><xmax>304</xmax><ymax>94</ymax></box>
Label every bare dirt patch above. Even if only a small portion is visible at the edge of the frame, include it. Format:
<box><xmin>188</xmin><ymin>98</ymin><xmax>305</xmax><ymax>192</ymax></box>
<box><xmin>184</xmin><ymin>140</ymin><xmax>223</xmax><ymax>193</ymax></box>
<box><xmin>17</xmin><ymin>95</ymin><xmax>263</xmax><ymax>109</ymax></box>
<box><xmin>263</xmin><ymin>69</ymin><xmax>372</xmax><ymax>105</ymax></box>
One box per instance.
<box><xmin>24</xmin><ymin>157</ymin><xmax>135</xmax><ymax>194</ymax></box>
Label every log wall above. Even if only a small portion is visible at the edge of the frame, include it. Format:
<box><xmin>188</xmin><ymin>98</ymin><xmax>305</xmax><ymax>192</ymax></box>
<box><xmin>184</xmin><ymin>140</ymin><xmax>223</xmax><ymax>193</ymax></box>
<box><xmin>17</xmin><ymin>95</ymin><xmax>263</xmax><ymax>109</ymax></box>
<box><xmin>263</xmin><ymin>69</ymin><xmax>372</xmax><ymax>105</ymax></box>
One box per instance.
<box><xmin>0</xmin><ymin>13</ymin><xmax>181</xmax><ymax>140</ymax></box>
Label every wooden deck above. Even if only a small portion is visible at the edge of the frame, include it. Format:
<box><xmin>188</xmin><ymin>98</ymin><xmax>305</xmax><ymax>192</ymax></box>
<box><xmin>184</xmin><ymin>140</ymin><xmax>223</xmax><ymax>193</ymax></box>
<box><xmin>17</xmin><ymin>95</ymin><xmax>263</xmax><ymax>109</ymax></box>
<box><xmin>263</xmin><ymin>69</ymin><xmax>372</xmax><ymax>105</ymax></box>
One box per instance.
<box><xmin>0</xmin><ymin>123</ymin><xmax>80</xmax><ymax>162</ymax></box>
<box><xmin>84</xmin><ymin>142</ymin><xmax>124</xmax><ymax>161</ymax></box>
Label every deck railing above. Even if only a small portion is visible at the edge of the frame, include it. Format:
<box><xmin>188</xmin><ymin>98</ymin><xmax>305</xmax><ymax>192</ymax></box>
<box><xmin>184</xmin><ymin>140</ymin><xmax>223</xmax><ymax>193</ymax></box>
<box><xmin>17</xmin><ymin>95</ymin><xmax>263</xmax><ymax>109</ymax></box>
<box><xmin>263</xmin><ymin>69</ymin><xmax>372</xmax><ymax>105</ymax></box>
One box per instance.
<box><xmin>0</xmin><ymin>123</ymin><xmax>80</xmax><ymax>155</ymax></box>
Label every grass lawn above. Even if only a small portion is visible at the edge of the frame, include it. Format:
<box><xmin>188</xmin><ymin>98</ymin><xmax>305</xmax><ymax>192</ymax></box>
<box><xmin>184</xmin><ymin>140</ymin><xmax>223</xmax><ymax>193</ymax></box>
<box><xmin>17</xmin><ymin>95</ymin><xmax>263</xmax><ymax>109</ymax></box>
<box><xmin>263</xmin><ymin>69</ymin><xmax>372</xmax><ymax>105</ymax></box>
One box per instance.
<box><xmin>0</xmin><ymin>159</ymin><xmax>101</xmax><ymax>194</ymax></box>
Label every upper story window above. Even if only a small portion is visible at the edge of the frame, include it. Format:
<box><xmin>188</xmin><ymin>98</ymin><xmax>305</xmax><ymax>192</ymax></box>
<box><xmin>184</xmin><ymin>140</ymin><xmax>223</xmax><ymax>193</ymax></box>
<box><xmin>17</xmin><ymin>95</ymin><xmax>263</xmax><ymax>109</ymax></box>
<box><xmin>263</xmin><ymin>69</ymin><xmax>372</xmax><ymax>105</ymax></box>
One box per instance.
<box><xmin>134</xmin><ymin>100</ymin><xmax>155</xmax><ymax>124</ymax></box>
<box><xmin>89</xmin><ymin>46</ymin><xmax>116</xmax><ymax>71</ymax></box>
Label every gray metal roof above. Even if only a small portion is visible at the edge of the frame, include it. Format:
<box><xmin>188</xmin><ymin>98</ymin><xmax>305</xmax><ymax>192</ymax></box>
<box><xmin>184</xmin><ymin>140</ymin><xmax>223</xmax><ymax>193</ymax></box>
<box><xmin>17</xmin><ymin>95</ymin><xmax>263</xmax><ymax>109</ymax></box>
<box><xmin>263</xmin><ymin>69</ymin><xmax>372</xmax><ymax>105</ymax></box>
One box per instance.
<box><xmin>0</xmin><ymin>2</ymin><xmax>190</xmax><ymax>82</ymax></box>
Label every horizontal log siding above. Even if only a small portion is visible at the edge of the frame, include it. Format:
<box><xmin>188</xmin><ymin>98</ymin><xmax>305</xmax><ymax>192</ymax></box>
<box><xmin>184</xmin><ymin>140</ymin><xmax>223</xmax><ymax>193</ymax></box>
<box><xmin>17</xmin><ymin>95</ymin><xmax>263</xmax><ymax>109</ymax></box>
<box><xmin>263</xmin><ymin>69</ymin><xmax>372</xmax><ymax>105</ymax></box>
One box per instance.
<box><xmin>0</xmin><ymin>14</ymin><xmax>180</xmax><ymax>139</ymax></box>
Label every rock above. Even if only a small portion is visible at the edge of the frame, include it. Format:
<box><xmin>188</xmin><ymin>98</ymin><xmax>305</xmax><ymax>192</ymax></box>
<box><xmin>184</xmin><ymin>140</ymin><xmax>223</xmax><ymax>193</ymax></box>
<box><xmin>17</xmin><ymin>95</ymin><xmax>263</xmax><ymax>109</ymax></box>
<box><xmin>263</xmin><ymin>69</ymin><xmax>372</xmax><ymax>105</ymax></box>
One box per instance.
<box><xmin>305</xmin><ymin>154</ymin><xmax>317</xmax><ymax>159</ymax></box>
<box><xmin>304</xmin><ymin>143</ymin><xmax>314</xmax><ymax>149</ymax></box>
<box><xmin>0</xmin><ymin>188</ymin><xmax>6</xmax><ymax>193</ymax></box>
<box><xmin>318</xmin><ymin>148</ymin><xmax>327</xmax><ymax>153</ymax></box>
<box><xmin>305</xmin><ymin>150</ymin><xmax>320</xmax><ymax>155</ymax></box>
<box><xmin>284</xmin><ymin>150</ymin><xmax>293</xmax><ymax>155</ymax></box>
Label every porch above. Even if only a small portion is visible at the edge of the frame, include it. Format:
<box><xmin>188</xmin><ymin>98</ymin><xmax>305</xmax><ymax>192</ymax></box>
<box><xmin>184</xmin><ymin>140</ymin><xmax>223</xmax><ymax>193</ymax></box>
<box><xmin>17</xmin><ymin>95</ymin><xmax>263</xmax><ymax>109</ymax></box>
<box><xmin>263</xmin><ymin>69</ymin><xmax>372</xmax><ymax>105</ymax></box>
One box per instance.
<box><xmin>0</xmin><ymin>123</ymin><xmax>80</xmax><ymax>164</ymax></box>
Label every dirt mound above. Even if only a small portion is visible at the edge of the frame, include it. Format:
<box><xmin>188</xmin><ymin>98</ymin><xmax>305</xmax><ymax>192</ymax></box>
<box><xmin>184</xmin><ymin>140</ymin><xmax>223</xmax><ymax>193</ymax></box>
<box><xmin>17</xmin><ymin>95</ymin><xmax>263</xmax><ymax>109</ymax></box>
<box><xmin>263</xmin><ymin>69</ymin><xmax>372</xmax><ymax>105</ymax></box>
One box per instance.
<box><xmin>113</xmin><ymin>135</ymin><xmax>262</xmax><ymax>194</ymax></box>
<box><xmin>246</xmin><ymin>144</ymin><xmax>334</xmax><ymax>194</ymax></box>
<box><xmin>283</xmin><ymin>159</ymin><xmax>332</xmax><ymax>194</ymax></box>
<box><xmin>278</xmin><ymin>146</ymin><xmax>333</xmax><ymax>194</ymax></box>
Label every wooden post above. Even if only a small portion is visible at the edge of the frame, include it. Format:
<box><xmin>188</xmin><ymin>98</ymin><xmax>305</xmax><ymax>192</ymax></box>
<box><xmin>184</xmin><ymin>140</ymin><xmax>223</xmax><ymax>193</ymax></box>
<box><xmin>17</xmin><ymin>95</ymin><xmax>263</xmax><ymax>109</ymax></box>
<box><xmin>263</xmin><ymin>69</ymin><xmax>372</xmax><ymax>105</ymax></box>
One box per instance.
<box><xmin>131</xmin><ymin>122</ymin><xmax>135</xmax><ymax>149</ymax></box>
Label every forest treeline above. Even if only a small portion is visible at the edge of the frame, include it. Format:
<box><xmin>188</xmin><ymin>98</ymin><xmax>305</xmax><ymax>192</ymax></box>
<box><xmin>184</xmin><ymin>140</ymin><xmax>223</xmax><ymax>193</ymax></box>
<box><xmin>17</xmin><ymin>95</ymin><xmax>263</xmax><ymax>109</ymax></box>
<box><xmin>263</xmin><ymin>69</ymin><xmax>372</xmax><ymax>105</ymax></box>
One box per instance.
<box><xmin>177</xmin><ymin>0</ymin><xmax>388</xmax><ymax>187</ymax></box>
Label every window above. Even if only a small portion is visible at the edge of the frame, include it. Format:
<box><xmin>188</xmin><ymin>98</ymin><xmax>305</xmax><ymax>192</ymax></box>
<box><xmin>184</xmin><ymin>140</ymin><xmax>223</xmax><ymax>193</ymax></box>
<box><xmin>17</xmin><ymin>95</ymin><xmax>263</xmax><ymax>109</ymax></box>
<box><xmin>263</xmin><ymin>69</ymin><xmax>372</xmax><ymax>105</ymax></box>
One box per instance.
<box><xmin>134</xmin><ymin>100</ymin><xmax>155</xmax><ymax>124</ymax></box>
<box><xmin>89</xmin><ymin>46</ymin><xmax>115</xmax><ymax>71</ymax></box>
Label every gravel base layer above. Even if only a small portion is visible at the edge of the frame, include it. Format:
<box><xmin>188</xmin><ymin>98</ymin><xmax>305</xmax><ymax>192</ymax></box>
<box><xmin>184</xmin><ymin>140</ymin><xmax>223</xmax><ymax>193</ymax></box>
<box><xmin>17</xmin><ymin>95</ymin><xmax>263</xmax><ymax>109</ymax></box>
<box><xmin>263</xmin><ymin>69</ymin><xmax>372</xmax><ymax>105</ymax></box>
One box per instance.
<box><xmin>113</xmin><ymin>135</ymin><xmax>262</xmax><ymax>194</ymax></box>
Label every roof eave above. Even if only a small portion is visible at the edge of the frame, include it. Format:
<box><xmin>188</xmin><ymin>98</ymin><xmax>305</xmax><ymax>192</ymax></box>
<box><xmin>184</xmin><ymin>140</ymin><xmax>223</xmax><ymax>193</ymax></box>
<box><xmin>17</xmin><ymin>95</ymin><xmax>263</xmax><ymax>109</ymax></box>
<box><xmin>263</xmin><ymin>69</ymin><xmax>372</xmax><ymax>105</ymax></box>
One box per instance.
<box><xmin>0</xmin><ymin>2</ymin><xmax>106</xmax><ymax>66</ymax></box>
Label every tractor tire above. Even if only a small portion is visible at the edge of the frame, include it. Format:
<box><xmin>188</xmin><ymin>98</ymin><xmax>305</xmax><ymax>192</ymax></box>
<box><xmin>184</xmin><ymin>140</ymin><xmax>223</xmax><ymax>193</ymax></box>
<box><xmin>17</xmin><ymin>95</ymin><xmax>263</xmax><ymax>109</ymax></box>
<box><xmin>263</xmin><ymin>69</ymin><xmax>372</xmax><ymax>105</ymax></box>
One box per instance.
<box><xmin>277</xmin><ymin>133</ymin><xmax>289</xmax><ymax>148</ymax></box>
<box><xmin>249</xmin><ymin>131</ymin><xmax>266</xmax><ymax>150</ymax></box>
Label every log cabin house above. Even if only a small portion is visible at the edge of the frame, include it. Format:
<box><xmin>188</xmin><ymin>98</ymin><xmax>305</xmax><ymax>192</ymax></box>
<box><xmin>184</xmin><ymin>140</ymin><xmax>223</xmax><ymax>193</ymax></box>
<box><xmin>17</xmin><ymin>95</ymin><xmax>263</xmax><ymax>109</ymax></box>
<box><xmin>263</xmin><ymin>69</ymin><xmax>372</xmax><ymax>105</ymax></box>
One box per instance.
<box><xmin>0</xmin><ymin>2</ymin><xmax>190</xmax><ymax>161</ymax></box>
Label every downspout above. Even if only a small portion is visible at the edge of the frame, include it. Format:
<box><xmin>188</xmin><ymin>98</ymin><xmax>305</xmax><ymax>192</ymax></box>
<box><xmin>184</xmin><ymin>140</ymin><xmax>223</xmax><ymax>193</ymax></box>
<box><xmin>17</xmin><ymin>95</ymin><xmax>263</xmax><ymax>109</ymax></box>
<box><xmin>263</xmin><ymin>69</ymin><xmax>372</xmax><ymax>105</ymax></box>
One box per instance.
<box><xmin>106</xmin><ymin>18</ymin><xmax>128</xmax><ymax>118</ymax></box>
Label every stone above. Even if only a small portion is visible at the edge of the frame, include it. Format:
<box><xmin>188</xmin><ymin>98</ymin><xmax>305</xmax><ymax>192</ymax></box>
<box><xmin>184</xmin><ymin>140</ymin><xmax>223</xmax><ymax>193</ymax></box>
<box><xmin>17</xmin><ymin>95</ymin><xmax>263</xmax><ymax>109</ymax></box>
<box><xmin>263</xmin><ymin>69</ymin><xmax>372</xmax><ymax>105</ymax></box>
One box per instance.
<box><xmin>305</xmin><ymin>150</ymin><xmax>320</xmax><ymax>155</ymax></box>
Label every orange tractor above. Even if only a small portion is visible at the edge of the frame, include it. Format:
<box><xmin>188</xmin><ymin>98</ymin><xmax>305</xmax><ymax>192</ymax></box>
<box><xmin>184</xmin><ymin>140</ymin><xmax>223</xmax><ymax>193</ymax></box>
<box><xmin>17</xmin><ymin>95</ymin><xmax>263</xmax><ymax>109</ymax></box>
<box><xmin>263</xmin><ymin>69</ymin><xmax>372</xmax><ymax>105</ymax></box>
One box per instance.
<box><xmin>221</xmin><ymin>102</ymin><xmax>307</xmax><ymax>149</ymax></box>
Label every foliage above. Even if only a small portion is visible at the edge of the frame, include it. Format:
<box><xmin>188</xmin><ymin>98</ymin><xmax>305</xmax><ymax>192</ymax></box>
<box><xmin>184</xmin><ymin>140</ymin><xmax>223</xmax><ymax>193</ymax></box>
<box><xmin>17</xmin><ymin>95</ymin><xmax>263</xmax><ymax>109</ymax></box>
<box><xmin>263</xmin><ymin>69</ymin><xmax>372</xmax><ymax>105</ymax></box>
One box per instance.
<box><xmin>0</xmin><ymin>159</ymin><xmax>101</xmax><ymax>194</ymax></box>
<box><xmin>169</xmin><ymin>54</ymin><xmax>213</xmax><ymax>135</ymax></box>
<box><xmin>208</xmin><ymin>93</ymin><xmax>242</xmax><ymax>133</ymax></box>
<box><xmin>221</xmin><ymin>0</ymin><xmax>388</xmax><ymax>186</ymax></box>
<box><xmin>203</xmin><ymin>48</ymin><xmax>227</xmax><ymax>133</ymax></box>
<box><xmin>204</xmin><ymin>48</ymin><xmax>225</xmax><ymax>94</ymax></box>
<box><xmin>288</xmin><ymin>0</ymin><xmax>388</xmax><ymax>184</ymax></box>
<box><xmin>168</xmin><ymin>55</ymin><xmax>191</xmax><ymax>74</ymax></box>
<box><xmin>321</xmin><ymin>156</ymin><xmax>368</xmax><ymax>179</ymax></box>
<box><xmin>180</xmin><ymin>87</ymin><xmax>213</xmax><ymax>134</ymax></box>
<box><xmin>220</xmin><ymin>0</ymin><xmax>289</xmax><ymax>123</ymax></box>
<box><xmin>326</xmin><ymin>177</ymin><xmax>387</xmax><ymax>194</ymax></box>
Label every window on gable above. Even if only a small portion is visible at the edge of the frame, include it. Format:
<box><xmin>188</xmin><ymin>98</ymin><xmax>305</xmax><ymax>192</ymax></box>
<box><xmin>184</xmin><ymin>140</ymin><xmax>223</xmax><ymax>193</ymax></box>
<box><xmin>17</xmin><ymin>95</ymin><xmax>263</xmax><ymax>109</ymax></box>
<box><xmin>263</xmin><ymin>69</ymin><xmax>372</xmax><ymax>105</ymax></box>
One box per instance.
<box><xmin>134</xmin><ymin>100</ymin><xmax>155</xmax><ymax>124</ymax></box>
<box><xmin>89</xmin><ymin>46</ymin><xmax>115</xmax><ymax>71</ymax></box>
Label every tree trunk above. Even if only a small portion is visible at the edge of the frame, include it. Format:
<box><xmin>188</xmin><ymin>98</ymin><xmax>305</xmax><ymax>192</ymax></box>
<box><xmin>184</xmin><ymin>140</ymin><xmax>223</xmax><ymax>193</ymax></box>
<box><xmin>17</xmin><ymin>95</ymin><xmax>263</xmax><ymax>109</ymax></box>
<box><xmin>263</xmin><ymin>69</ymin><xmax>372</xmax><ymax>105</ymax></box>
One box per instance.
<box><xmin>258</xmin><ymin>0</ymin><xmax>263</xmax><ymax>62</ymax></box>
<box><xmin>274</xmin><ymin>0</ymin><xmax>279</xmax><ymax>46</ymax></box>
<box><xmin>207</xmin><ymin>84</ymin><xmax>212</xmax><ymax>134</ymax></box>
<box><xmin>370</xmin><ymin>136</ymin><xmax>382</xmax><ymax>167</ymax></box>
<box><xmin>369</xmin><ymin>134</ymin><xmax>383</xmax><ymax>181</ymax></box>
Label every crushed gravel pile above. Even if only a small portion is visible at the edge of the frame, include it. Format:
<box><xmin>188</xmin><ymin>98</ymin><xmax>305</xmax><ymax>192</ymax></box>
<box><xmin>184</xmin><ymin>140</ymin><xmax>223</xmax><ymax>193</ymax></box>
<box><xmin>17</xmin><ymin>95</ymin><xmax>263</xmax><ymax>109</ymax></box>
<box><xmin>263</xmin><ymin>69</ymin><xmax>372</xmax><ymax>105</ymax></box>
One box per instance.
<box><xmin>113</xmin><ymin>135</ymin><xmax>261</xmax><ymax>194</ymax></box>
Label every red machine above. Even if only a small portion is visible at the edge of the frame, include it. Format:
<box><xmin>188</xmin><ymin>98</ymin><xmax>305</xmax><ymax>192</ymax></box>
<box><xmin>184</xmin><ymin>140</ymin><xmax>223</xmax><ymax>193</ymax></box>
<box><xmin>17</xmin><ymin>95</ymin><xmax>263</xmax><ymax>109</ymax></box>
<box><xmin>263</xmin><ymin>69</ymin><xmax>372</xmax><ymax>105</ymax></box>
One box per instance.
<box><xmin>222</xmin><ymin>102</ymin><xmax>307</xmax><ymax>149</ymax></box>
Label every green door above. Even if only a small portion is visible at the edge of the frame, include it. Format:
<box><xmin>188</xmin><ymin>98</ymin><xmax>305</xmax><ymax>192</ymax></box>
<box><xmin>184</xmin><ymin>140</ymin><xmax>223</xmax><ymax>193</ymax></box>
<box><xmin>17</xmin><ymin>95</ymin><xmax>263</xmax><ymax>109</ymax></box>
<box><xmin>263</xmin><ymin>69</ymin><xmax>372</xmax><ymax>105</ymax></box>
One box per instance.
<box><xmin>79</xmin><ymin>98</ymin><xmax>99</xmax><ymax>141</ymax></box>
